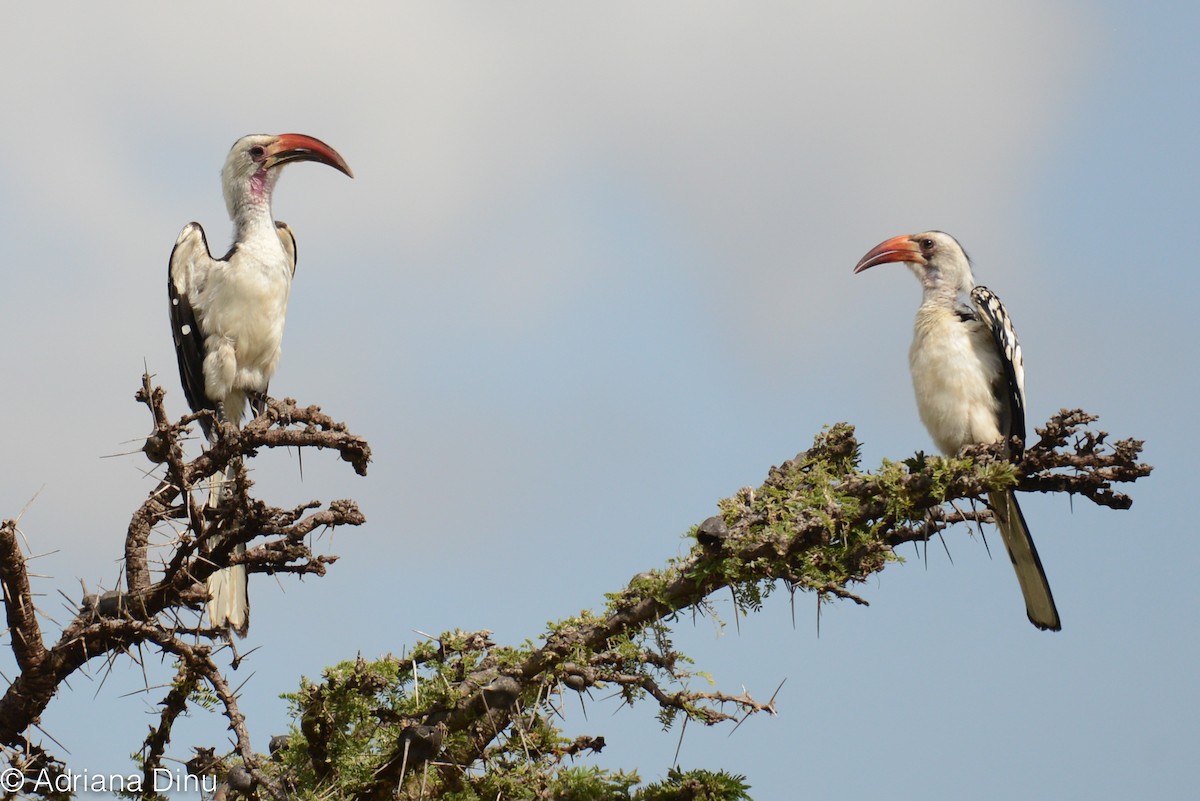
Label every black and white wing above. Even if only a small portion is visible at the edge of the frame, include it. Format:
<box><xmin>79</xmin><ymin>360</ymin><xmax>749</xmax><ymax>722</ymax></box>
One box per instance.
<box><xmin>168</xmin><ymin>222</ymin><xmax>218</xmax><ymax>439</ymax></box>
<box><xmin>970</xmin><ymin>285</ymin><xmax>1026</xmax><ymax>451</ymax></box>
<box><xmin>970</xmin><ymin>285</ymin><xmax>1059</xmax><ymax>630</ymax></box>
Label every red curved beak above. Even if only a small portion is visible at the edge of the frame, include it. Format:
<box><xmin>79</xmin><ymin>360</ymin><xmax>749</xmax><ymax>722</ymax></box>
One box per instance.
<box><xmin>853</xmin><ymin>234</ymin><xmax>923</xmax><ymax>274</ymax></box>
<box><xmin>264</xmin><ymin>133</ymin><xmax>354</xmax><ymax>178</ymax></box>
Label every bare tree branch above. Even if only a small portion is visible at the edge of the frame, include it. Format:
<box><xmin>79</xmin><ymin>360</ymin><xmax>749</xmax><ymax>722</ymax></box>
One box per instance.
<box><xmin>0</xmin><ymin>520</ymin><xmax>46</xmax><ymax>673</ymax></box>
<box><xmin>0</xmin><ymin>376</ymin><xmax>369</xmax><ymax>784</ymax></box>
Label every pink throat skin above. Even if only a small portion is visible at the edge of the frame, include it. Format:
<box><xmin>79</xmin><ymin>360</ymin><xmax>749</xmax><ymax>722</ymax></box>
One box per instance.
<box><xmin>249</xmin><ymin>168</ymin><xmax>270</xmax><ymax>202</ymax></box>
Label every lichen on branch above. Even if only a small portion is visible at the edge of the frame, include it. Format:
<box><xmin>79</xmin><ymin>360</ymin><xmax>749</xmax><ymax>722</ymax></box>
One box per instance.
<box><xmin>256</xmin><ymin>409</ymin><xmax>1147</xmax><ymax>800</ymax></box>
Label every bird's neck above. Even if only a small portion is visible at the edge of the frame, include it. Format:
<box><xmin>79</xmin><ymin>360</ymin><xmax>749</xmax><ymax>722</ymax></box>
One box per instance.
<box><xmin>921</xmin><ymin>273</ymin><xmax>973</xmax><ymax>309</ymax></box>
<box><xmin>232</xmin><ymin>197</ymin><xmax>277</xmax><ymax>244</ymax></box>
<box><xmin>922</xmin><ymin>285</ymin><xmax>953</xmax><ymax>307</ymax></box>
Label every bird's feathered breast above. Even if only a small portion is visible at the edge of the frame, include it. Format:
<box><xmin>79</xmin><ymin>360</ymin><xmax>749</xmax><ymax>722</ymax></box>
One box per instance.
<box><xmin>168</xmin><ymin>221</ymin><xmax>299</xmax><ymax>432</ymax></box>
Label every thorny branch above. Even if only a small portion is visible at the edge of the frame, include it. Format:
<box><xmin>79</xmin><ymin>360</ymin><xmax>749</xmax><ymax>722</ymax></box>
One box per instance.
<box><xmin>0</xmin><ymin>520</ymin><xmax>45</xmax><ymax>673</ymax></box>
<box><xmin>0</xmin><ymin>392</ymin><xmax>1149</xmax><ymax>800</ymax></box>
<box><xmin>337</xmin><ymin>408</ymin><xmax>1149</xmax><ymax>800</ymax></box>
<box><xmin>139</xmin><ymin>661</ymin><xmax>197</xmax><ymax>792</ymax></box>
<box><xmin>0</xmin><ymin>374</ymin><xmax>369</xmax><ymax>796</ymax></box>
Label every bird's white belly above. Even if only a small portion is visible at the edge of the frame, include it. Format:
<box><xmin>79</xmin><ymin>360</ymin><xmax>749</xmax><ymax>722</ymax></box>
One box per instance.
<box><xmin>198</xmin><ymin>261</ymin><xmax>291</xmax><ymax>402</ymax></box>
<box><xmin>910</xmin><ymin>315</ymin><xmax>1002</xmax><ymax>455</ymax></box>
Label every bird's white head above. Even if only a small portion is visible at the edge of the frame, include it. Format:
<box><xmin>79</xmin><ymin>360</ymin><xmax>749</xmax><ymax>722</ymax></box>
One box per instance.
<box><xmin>853</xmin><ymin>231</ymin><xmax>975</xmax><ymax>298</ymax></box>
<box><xmin>221</xmin><ymin>133</ymin><xmax>354</xmax><ymax>223</ymax></box>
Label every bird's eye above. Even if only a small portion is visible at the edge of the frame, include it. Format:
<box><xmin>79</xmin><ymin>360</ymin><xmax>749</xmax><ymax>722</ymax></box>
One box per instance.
<box><xmin>920</xmin><ymin>237</ymin><xmax>935</xmax><ymax>251</ymax></box>
<box><xmin>248</xmin><ymin>145</ymin><xmax>266</xmax><ymax>161</ymax></box>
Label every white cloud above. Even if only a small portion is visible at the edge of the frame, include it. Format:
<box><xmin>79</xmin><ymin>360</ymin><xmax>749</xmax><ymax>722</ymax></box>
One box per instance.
<box><xmin>0</xmin><ymin>0</ymin><xmax>1100</xmax><ymax>611</ymax></box>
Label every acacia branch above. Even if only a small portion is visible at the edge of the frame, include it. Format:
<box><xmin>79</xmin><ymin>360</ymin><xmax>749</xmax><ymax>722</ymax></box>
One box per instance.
<box><xmin>139</xmin><ymin>661</ymin><xmax>197</xmax><ymax>795</ymax></box>
<box><xmin>352</xmin><ymin>409</ymin><xmax>1149</xmax><ymax>798</ymax></box>
<box><xmin>0</xmin><ymin>376</ymin><xmax>369</xmax><ymax>775</ymax></box>
<box><xmin>0</xmin><ymin>394</ymin><xmax>1150</xmax><ymax>800</ymax></box>
<box><xmin>0</xmin><ymin>520</ymin><xmax>46</xmax><ymax>673</ymax></box>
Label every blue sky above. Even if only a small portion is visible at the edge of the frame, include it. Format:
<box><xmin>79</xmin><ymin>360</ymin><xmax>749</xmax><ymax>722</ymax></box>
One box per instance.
<box><xmin>0</xmin><ymin>3</ymin><xmax>1194</xmax><ymax>798</ymax></box>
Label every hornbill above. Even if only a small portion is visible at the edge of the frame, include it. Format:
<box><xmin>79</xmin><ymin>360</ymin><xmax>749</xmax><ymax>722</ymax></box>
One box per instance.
<box><xmin>168</xmin><ymin>133</ymin><xmax>352</xmax><ymax>635</ymax></box>
<box><xmin>854</xmin><ymin>231</ymin><xmax>1061</xmax><ymax>631</ymax></box>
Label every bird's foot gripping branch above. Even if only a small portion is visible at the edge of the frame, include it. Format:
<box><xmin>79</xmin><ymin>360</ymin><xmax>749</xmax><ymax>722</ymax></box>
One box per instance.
<box><xmin>126</xmin><ymin>373</ymin><xmax>370</xmax><ymax>598</ymax></box>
